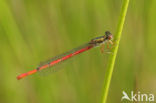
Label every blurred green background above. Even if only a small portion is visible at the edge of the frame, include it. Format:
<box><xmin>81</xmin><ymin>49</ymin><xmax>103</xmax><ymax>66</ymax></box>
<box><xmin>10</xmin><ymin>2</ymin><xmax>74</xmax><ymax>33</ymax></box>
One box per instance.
<box><xmin>0</xmin><ymin>0</ymin><xmax>156</xmax><ymax>103</ymax></box>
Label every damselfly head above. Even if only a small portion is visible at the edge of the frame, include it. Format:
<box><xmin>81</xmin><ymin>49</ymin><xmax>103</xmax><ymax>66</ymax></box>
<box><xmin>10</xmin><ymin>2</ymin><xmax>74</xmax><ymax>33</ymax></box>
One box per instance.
<box><xmin>105</xmin><ymin>31</ymin><xmax>113</xmax><ymax>40</ymax></box>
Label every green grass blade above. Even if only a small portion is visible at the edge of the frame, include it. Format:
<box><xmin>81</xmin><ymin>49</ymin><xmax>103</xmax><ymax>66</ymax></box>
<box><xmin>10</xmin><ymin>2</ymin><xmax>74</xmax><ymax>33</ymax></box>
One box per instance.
<box><xmin>102</xmin><ymin>0</ymin><xmax>130</xmax><ymax>103</ymax></box>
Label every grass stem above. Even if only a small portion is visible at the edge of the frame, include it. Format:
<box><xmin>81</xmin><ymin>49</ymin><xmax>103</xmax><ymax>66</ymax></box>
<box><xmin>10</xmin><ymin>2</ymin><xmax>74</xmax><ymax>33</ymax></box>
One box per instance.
<box><xmin>102</xmin><ymin>0</ymin><xmax>130</xmax><ymax>103</ymax></box>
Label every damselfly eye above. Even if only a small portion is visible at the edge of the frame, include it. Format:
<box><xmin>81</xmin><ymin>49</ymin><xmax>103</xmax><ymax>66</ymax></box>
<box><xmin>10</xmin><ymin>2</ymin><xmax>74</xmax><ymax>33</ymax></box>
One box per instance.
<box><xmin>105</xmin><ymin>31</ymin><xmax>113</xmax><ymax>40</ymax></box>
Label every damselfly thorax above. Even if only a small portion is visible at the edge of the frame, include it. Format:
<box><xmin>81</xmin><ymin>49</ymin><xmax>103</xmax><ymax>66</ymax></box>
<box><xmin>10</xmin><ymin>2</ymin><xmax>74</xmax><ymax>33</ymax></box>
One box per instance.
<box><xmin>89</xmin><ymin>31</ymin><xmax>113</xmax><ymax>46</ymax></box>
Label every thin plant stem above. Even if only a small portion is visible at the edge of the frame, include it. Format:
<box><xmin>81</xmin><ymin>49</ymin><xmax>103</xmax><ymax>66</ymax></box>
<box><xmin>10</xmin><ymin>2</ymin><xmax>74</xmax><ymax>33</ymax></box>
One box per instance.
<box><xmin>102</xmin><ymin>0</ymin><xmax>130</xmax><ymax>103</ymax></box>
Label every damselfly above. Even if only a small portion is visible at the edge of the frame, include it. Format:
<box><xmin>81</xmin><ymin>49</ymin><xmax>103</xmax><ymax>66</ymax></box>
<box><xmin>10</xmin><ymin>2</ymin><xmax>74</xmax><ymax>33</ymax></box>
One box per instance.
<box><xmin>17</xmin><ymin>31</ymin><xmax>113</xmax><ymax>80</ymax></box>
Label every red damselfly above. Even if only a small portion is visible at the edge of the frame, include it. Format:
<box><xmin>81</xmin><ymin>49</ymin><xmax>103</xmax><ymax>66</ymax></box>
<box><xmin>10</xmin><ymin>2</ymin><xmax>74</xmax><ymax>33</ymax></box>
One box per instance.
<box><xmin>17</xmin><ymin>31</ymin><xmax>113</xmax><ymax>80</ymax></box>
